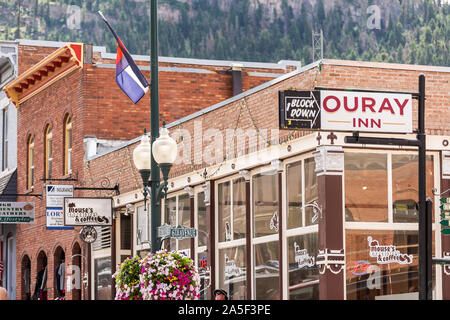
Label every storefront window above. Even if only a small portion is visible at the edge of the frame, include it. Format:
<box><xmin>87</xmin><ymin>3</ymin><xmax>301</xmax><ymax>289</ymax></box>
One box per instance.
<box><xmin>218</xmin><ymin>181</ymin><xmax>231</xmax><ymax>242</ymax></box>
<box><xmin>254</xmin><ymin>241</ymin><xmax>279</xmax><ymax>299</ymax></box>
<box><xmin>197</xmin><ymin>251</ymin><xmax>208</xmax><ymax>300</ymax></box>
<box><xmin>94</xmin><ymin>257</ymin><xmax>111</xmax><ymax>300</ymax></box>
<box><xmin>197</xmin><ymin>192</ymin><xmax>207</xmax><ymax>248</ymax></box>
<box><xmin>165</xmin><ymin>196</ymin><xmax>177</xmax><ymax>250</ymax></box>
<box><xmin>253</xmin><ymin>172</ymin><xmax>279</xmax><ymax>237</ymax></box>
<box><xmin>345</xmin><ymin>153</ymin><xmax>388</xmax><ymax>222</ymax></box>
<box><xmin>287</xmin><ymin>233</ymin><xmax>319</xmax><ymax>300</ymax></box>
<box><xmin>120</xmin><ymin>213</ymin><xmax>131</xmax><ymax>250</ymax></box>
<box><xmin>178</xmin><ymin>193</ymin><xmax>191</xmax><ymax>254</ymax></box>
<box><xmin>137</xmin><ymin>205</ymin><xmax>148</xmax><ymax>246</ymax></box>
<box><xmin>304</xmin><ymin>158</ymin><xmax>318</xmax><ymax>226</ymax></box>
<box><xmin>218</xmin><ymin>246</ymin><xmax>246</xmax><ymax>300</ymax></box>
<box><xmin>233</xmin><ymin>178</ymin><xmax>246</xmax><ymax>240</ymax></box>
<box><xmin>286</xmin><ymin>160</ymin><xmax>302</xmax><ymax>229</ymax></box>
<box><xmin>346</xmin><ymin>230</ymin><xmax>419</xmax><ymax>300</ymax></box>
<box><xmin>392</xmin><ymin>154</ymin><xmax>434</xmax><ymax>223</ymax></box>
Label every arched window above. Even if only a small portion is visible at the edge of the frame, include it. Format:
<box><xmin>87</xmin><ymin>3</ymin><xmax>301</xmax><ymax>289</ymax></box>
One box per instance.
<box><xmin>45</xmin><ymin>125</ymin><xmax>52</xmax><ymax>179</ymax></box>
<box><xmin>27</xmin><ymin>135</ymin><xmax>34</xmax><ymax>190</ymax></box>
<box><xmin>64</xmin><ymin>115</ymin><xmax>72</xmax><ymax>175</ymax></box>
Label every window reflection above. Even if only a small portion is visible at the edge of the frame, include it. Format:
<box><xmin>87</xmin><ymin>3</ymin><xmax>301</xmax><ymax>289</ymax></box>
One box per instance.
<box><xmin>197</xmin><ymin>192</ymin><xmax>207</xmax><ymax>247</ymax></box>
<box><xmin>253</xmin><ymin>172</ymin><xmax>279</xmax><ymax>237</ymax></box>
<box><xmin>233</xmin><ymin>178</ymin><xmax>246</xmax><ymax>240</ymax></box>
<box><xmin>345</xmin><ymin>153</ymin><xmax>388</xmax><ymax>222</ymax></box>
<box><xmin>392</xmin><ymin>155</ymin><xmax>434</xmax><ymax>223</ymax></box>
<box><xmin>218</xmin><ymin>246</ymin><xmax>246</xmax><ymax>300</ymax></box>
<box><xmin>287</xmin><ymin>234</ymin><xmax>319</xmax><ymax>300</ymax></box>
<box><xmin>94</xmin><ymin>257</ymin><xmax>111</xmax><ymax>300</ymax></box>
<box><xmin>346</xmin><ymin>230</ymin><xmax>420</xmax><ymax>300</ymax></box>
<box><xmin>218</xmin><ymin>182</ymin><xmax>231</xmax><ymax>242</ymax></box>
<box><xmin>178</xmin><ymin>193</ymin><xmax>191</xmax><ymax>252</ymax></box>
<box><xmin>254</xmin><ymin>241</ymin><xmax>279</xmax><ymax>299</ymax></box>
<box><xmin>286</xmin><ymin>161</ymin><xmax>302</xmax><ymax>229</ymax></box>
<box><xmin>304</xmin><ymin>158</ymin><xmax>318</xmax><ymax>226</ymax></box>
<box><xmin>197</xmin><ymin>252</ymin><xmax>208</xmax><ymax>300</ymax></box>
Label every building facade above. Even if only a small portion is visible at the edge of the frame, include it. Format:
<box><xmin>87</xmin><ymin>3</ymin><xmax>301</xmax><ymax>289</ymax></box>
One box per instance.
<box><xmin>84</xmin><ymin>59</ymin><xmax>450</xmax><ymax>300</ymax></box>
<box><xmin>1</xmin><ymin>39</ymin><xmax>300</xmax><ymax>300</ymax></box>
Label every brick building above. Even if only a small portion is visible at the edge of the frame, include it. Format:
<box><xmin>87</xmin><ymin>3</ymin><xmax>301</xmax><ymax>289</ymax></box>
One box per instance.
<box><xmin>83</xmin><ymin>59</ymin><xmax>450</xmax><ymax>300</ymax></box>
<box><xmin>1</xmin><ymin>39</ymin><xmax>301</xmax><ymax>300</ymax></box>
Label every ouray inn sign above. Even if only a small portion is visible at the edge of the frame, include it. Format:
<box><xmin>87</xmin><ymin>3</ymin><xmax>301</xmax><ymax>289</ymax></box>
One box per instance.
<box><xmin>279</xmin><ymin>90</ymin><xmax>412</xmax><ymax>133</ymax></box>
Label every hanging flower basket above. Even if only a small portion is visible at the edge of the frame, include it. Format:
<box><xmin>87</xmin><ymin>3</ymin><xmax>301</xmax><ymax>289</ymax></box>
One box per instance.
<box><xmin>113</xmin><ymin>255</ymin><xmax>143</xmax><ymax>300</ymax></box>
<box><xmin>139</xmin><ymin>250</ymin><xmax>200</xmax><ymax>300</ymax></box>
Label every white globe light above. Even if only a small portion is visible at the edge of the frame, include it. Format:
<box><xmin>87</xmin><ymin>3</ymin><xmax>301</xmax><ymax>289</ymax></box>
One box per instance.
<box><xmin>152</xmin><ymin>126</ymin><xmax>177</xmax><ymax>165</ymax></box>
<box><xmin>133</xmin><ymin>134</ymin><xmax>151</xmax><ymax>170</ymax></box>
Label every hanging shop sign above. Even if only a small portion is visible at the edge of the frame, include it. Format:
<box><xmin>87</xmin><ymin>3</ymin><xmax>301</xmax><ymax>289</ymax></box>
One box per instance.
<box><xmin>0</xmin><ymin>202</ymin><xmax>35</xmax><ymax>223</ymax></box>
<box><xmin>79</xmin><ymin>226</ymin><xmax>98</xmax><ymax>243</ymax></box>
<box><xmin>63</xmin><ymin>197</ymin><xmax>113</xmax><ymax>226</ymax></box>
<box><xmin>46</xmin><ymin>184</ymin><xmax>74</xmax><ymax>229</ymax></box>
<box><xmin>279</xmin><ymin>90</ymin><xmax>413</xmax><ymax>134</ymax></box>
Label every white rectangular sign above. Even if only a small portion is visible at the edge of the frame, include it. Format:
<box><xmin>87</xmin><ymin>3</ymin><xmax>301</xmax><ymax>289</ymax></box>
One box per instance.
<box><xmin>0</xmin><ymin>202</ymin><xmax>35</xmax><ymax>224</ymax></box>
<box><xmin>64</xmin><ymin>197</ymin><xmax>113</xmax><ymax>226</ymax></box>
<box><xmin>320</xmin><ymin>90</ymin><xmax>413</xmax><ymax>133</ymax></box>
<box><xmin>46</xmin><ymin>184</ymin><xmax>74</xmax><ymax>229</ymax></box>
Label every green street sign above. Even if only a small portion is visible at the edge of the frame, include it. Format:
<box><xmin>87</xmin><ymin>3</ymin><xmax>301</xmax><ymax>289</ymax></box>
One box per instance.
<box><xmin>440</xmin><ymin>220</ymin><xmax>450</xmax><ymax>227</ymax></box>
<box><xmin>441</xmin><ymin>197</ymin><xmax>450</xmax><ymax>203</ymax></box>
<box><xmin>442</xmin><ymin>228</ymin><xmax>450</xmax><ymax>235</ymax></box>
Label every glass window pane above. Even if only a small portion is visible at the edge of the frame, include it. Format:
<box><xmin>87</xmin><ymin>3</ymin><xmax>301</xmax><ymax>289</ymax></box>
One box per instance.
<box><xmin>392</xmin><ymin>154</ymin><xmax>434</xmax><ymax>223</ymax></box>
<box><xmin>178</xmin><ymin>194</ymin><xmax>191</xmax><ymax>251</ymax></box>
<box><xmin>94</xmin><ymin>257</ymin><xmax>111</xmax><ymax>300</ymax></box>
<box><xmin>304</xmin><ymin>158</ymin><xmax>318</xmax><ymax>226</ymax></box>
<box><xmin>233</xmin><ymin>178</ymin><xmax>246</xmax><ymax>240</ymax></box>
<box><xmin>346</xmin><ymin>230</ymin><xmax>421</xmax><ymax>300</ymax></box>
<box><xmin>120</xmin><ymin>214</ymin><xmax>131</xmax><ymax>250</ymax></box>
<box><xmin>218</xmin><ymin>246</ymin><xmax>246</xmax><ymax>300</ymax></box>
<box><xmin>165</xmin><ymin>197</ymin><xmax>177</xmax><ymax>250</ymax></box>
<box><xmin>254</xmin><ymin>241</ymin><xmax>279</xmax><ymax>299</ymax></box>
<box><xmin>253</xmin><ymin>172</ymin><xmax>279</xmax><ymax>237</ymax></box>
<box><xmin>137</xmin><ymin>205</ymin><xmax>148</xmax><ymax>245</ymax></box>
<box><xmin>287</xmin><ymin>233</ymin><xmax>319</xmax><ymax>300</ymax></box>
<box><xmin>286</xmin><ymin>161</ymin><xmax>302</xmax><ymax>229</ymax></box>
<box><xmin>345</xmin><ymin>153</ymin><xmax>388</xmax><ymax>222</ymax></box>
<box><xmin>197</xmin><ymin>192</ymin><xmax>207</xmax><ymax>248</ymax></box>
<box><xmin>197</xmin><ymin>252</ymin><xmax>208</xmax><ymax>300</ymax></box>
<box><xmin>218</xmin><ymin>181</ymin><xmax>231</xmax><ymax>242</ymax></box>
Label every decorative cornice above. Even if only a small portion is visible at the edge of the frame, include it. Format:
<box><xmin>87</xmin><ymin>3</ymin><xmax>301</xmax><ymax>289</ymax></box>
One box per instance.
<box><xmin>3</xmin><ymin>43</ymin><xmax>83</xmax><ymax>107</ymax></box>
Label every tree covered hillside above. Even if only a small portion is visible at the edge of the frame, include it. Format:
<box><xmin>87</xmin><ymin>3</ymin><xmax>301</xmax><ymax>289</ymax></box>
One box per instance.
<box><xmin>0</xmin><ymin>0</ymin><xmax>448</xmax><ymax>66</ymax></box>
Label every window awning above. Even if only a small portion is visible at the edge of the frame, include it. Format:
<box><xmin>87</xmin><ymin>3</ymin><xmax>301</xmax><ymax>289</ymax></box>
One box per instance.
<box><xmin>3</xmin><ymin>43</ymin><xmax>83</xmax><ymax>107</ymax></box>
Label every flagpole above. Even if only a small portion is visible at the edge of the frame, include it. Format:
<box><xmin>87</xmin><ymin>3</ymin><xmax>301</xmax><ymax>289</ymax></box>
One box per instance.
<box><xmin>149</xmin><ymin>0</ymin><xmax>161</xmax><ymax>254</ymax></box>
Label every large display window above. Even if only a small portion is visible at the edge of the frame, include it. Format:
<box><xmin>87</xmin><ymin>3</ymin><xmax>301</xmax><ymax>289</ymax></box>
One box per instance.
<box><xmin>345</xmin><ymin>151</ymin><xmax>439</xmax><ymax>300</ymax></box>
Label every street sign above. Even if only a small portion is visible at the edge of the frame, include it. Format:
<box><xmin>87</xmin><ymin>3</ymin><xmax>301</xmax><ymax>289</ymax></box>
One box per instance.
<box><xmin>157</xmin><ymin>223</ymin><xmax>197</xmax><ymax>240</ymax></box>
<box><xmin>46</xmin><ymin>184</ymin><xmax>74</xmax><ymax>229</ymax></box>
<box><xmin>79</xmin><ymin>226</ymin><xmax>98</xmax><ymax>243</ymax></box>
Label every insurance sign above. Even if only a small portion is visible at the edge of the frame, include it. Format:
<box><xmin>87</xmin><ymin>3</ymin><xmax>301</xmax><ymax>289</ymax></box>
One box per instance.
<box><xmin>279</xmin><ymin>90</ymin><xmax>413</xmax><ymax>134</ymax></box>
<box><xmin>46</xmin><ymin>184</ymin><xmax>74</xmax><ymax>229</ymax></box>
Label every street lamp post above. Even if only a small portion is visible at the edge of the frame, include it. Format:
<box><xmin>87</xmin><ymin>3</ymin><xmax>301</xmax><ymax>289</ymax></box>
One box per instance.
<box><xmin>132</xmin><ymin>0</ymin><xmax>177</xmax><ymax>254</ymax></box>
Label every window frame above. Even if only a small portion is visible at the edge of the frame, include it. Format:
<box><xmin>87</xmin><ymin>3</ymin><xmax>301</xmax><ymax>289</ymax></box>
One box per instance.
<box><xmin>27</xmin><ymin>135</ymin><xmax>34</xmax><ymax>190</ymax></box>
<box><xmin>64</xmin><ymin>114</ymin><xmax>72</xmax><ymax>175</ymax></box>
<box><xmin>44</xmin><ymin>125</ymin><xmax>53</xmax><ymax>179</ymax></box>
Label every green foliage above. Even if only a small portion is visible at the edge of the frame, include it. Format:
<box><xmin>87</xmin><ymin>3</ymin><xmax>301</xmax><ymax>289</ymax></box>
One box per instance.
<box><xmin>1</xmin><ymin>0</ymin><xmax>448</xmax><ymax>67</ymax></box>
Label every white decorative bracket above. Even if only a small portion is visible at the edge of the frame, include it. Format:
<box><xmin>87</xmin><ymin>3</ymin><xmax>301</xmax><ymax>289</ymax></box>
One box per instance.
<box><xmin>444</xmin><ymin>252</ymin><xmax>450</xmax><ymax>276</ymax></box>
<box><xmin>442</xmin><ymin>151</ymin><xmax>450</xmax><ymax>179</ymax></box>
<box><xmin>313</xmin><ymin>145</ymin><xmax>344</xmax><ymax>176</ymax></box>
<box><xmin>316</xmin><ymin>248</ymin><xmax>345</xmax><ymax>275</ymax></box>
<box><xmin>202</xmin><ymin>181</ymin><xmax>211</xmax><ymax>206</ymax></box>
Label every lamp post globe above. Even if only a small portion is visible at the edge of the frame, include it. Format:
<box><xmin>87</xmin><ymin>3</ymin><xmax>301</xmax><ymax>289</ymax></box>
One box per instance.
<box><xmin>133</xmin><ymin>133</ymin><xmax>151</xmax><ymax>186</ymax></box>
<box><xmin>152</xmin><ymin>126</ymin><xmax>177</xmax><ymax>166</ymax></box>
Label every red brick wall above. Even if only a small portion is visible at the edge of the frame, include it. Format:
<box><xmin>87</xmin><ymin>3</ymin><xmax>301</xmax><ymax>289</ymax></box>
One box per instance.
<box><xmin>15</xmin><ymin>68</ymin><xmax>87</xmax><ymax>300</ymax></box>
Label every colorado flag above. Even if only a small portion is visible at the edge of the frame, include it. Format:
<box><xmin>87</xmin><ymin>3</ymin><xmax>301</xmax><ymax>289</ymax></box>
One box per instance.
<box><xmin>99</xmin><ymin>11</ymin><xmax>149</xmax><ymax>104</ymax></box>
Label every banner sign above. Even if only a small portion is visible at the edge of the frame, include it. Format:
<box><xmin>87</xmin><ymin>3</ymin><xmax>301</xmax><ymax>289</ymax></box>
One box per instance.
<box><xmin>63</xmin><ymin>197</ymin><xmax>113</xmax><ymax>226</ymax></box>
<box><xmin>46</xmin><ymin>184</ymin><xmax>74</xmax><ymax>230</ymax></box>
<box><xmin>0</xmin><ymin>202</ymin><xmax>35</xmax><ymax>224</ymax></box>
<box><xmin>279</xmin><ymin>90</ymin><xmax>413</xmax><ymax>134</ymax></box>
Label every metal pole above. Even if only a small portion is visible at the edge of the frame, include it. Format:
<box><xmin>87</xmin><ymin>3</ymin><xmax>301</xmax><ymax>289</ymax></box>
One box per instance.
<box><xmin>418</xmin><ymin>74</ymin><xmax>429</xmax><ymax>300</ymax></box>
<box><xmin>150</xmin><ymin>0</ymin><xmax>161</xmax><ymax>253</ymax></box>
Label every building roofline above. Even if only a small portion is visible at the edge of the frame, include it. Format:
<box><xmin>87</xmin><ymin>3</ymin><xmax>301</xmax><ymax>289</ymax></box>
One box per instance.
<box><xmin>86</xmin><ymin>60</ymin><xmax>322</xmax><ymax>162</ymax></box>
